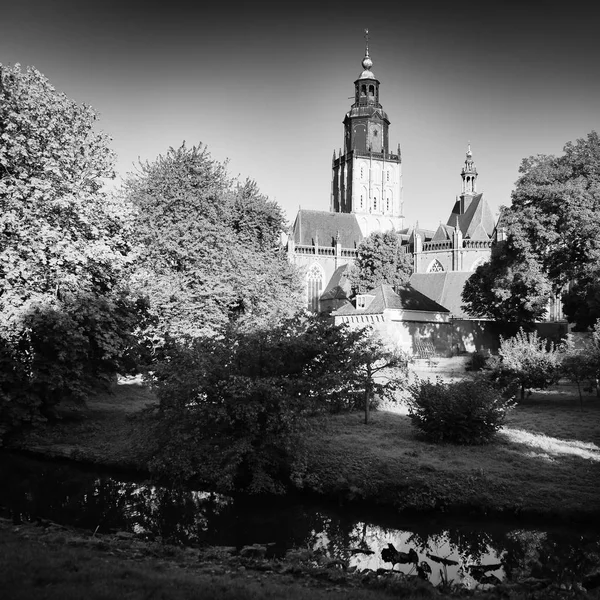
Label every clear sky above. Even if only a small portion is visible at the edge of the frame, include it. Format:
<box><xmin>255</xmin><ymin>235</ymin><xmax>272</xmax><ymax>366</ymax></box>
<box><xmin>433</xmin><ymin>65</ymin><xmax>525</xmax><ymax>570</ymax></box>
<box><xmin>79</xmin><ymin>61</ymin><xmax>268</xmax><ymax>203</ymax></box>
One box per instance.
<box><xmin>2</xmin><ymin>1</ymin><xmax>599</xmax><ymax>230</ymax></box>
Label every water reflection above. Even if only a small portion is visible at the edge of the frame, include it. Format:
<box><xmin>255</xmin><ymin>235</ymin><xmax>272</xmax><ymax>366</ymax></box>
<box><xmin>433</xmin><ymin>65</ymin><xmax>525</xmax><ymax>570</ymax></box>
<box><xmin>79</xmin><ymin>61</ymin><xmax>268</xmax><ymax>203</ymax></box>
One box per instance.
<box><xmin>1</xmin><ymin>452</ymin><xmax>599</xmax><ymax>589</ymax></box>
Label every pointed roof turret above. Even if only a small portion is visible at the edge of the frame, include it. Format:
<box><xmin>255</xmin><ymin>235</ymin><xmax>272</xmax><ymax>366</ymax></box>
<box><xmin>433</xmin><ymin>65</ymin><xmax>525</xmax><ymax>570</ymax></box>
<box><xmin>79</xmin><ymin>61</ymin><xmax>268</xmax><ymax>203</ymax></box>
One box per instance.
<box><xmin>461</xmin><ymin>142</ymin><xmax>478</xmax><ymax>194</ymax></box>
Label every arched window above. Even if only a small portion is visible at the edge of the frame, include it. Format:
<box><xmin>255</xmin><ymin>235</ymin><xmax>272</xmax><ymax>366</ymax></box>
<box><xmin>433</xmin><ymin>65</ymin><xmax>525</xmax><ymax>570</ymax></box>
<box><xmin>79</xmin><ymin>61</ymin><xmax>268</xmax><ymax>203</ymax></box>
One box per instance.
<box><xmin>306</xmin><ymin>263</ymin><xmax>324</xmax><ymax>312</ymax></box>
<box><xmin>368</xmin><ymin>85</ymin><xmax>374</xmax><ymax>96</ymax></box>
<box><xmin>360</xmin><ymin>84</ymin><xmax>367</xmax><ymax>96</ymax></box>
<box><xmin>427</xmin><ymin>259</ymin><xmax>445</xmax><ymax>273</ymax></box>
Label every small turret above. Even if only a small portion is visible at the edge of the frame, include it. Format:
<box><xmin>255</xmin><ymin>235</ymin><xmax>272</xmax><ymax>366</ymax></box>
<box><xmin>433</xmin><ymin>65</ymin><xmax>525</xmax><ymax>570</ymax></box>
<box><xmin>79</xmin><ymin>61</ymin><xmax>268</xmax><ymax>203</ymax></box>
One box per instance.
<box><xmin>461</xmin><ymin>143</ymin><xmax>478</xmax><ymax>194</ymax></box>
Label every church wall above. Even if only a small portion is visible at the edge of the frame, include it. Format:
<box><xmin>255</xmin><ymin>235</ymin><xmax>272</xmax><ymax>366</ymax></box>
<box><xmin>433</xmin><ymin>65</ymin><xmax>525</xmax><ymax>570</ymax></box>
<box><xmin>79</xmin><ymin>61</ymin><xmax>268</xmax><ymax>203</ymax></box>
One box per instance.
<box><xmin>461</xmin><ymin>249</ymin><xmax>490</xmax><ymax>272</ymax></box>
<box><xmin>292</xmin><ymin>251</ymin><xmax>354</xmax><ymax>311</ymax></box>
<box><xmin>416</xmin><ymin>250</ymin><xmax>454</xmax><ymax>273</ymax></box>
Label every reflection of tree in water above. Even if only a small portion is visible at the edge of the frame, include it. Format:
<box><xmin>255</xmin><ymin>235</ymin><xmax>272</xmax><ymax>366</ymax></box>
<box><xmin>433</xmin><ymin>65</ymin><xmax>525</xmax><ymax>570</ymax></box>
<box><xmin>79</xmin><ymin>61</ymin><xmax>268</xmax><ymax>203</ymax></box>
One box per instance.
<box><xmin>503</xmin><ymin>529</ymin><xmax>600</xmax><ymax>586</ymax></box>
<box><xmin>2</xmin><ymin>455</ymin><xmax>599</xmax><ymax>589</ymax></box>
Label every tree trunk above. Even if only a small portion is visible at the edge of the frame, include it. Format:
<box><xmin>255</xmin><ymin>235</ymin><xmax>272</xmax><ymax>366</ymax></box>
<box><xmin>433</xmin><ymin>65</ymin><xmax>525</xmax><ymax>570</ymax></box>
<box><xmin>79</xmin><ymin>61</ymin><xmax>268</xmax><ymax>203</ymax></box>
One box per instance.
<box><xmin>364</xmin><ymin>366</ymin><xmax>372</xmax><ymax>424</ymax></box>
<box><xmin>520</xmin><ymin>383</ymin><xmax>525</xmax><ymax>401</ymax></box>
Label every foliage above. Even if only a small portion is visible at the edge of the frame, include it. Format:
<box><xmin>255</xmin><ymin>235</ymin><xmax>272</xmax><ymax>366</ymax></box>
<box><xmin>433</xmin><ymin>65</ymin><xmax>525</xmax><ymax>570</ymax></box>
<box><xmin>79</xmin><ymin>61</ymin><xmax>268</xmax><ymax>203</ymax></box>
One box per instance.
<box><xmin>0</xmin><ymin>64</ymin><xmax>139</xmax><ymax>436</ymax></box>
<box><xmin>497</xmin><ymin>329</ymin><xmax>562</xmax><ymax>400</ymax></box>
<box><xmin>343</xmin><ymin>327</ymin><xmax>410</xmax><ymax>424</ymax></box>
<box><xmin>560</xmin><ymin>334</ymin><xmax>600</xmax><ymax>406</ymax></box>
<box><xmin>347</xmin><ymin>230</ymin><xmax>413</xmax><ymax>295</ymax></box>
<box><xmin>405</xmin><ymin>377</ymin><xmax>516</xmax><ymax>445</ymax></box>
<box><xmin>124</xmin><ymin>143</ymin><xmax>303</xmax><ymax>344</ymax></box>
<box><xmin>464</xmin><ymin>131</ymin><xmax>600</xmax><ymax>329</ymax></box>
<box><xmin>146</xmin><ymin>316</ymin><xmax>409</xmax><ymax>491</ymax></box>
<box><xmin>562</xmin><ymin>275</ymin><xmax>600</xmax><ymax>331</ymax></box>
<box><xmin>462</xmin><ymin>223</ymin><xmax>552</xmax><ymax>325</ymax></box>
<box><xmin>465</xmin><ymin>351</ymin><xmax>488</xmax><ymax>372</ymax></box>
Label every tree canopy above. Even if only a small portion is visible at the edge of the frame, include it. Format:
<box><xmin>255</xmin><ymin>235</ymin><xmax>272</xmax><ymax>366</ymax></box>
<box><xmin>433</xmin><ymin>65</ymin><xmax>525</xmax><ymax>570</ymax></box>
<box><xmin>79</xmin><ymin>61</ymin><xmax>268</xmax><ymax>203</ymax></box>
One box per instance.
<box><xmin>463</xmin><ymin>131</ymin><xmax>600</xmax><ymax>328</ymax></box>
<box><xmin>348</xmin><ymin>230</ymin><xmax>413</xmax><ymax>295</ymax></box>
<box><xmin>0</xmin><ymin>64</ymin><xmax>139</xmax><ymax>432</ymax></box>
<box><xmin>462</xmin><ymin>222</ymin><xmax>552</xmax><ymax>325</ymax></box>
<box><xmin>124</xmin><ymin>143</ymin><xmax>303</xmax><ymax>343</ymax></box>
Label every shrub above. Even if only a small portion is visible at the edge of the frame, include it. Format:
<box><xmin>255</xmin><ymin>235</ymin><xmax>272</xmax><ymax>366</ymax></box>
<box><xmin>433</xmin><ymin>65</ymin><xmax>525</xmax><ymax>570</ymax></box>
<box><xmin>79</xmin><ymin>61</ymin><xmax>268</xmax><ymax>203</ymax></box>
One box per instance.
<box><xmin>465</xmin><ymin>351</ymin><xmax>488</xmax><ymax>372</ymax></box>
<box><xmin>405</xmin><ymin>378</ymin><xmax>516</xmax><ymax>445</ymax></box>
<box><xmin>497</xmin><ymin>328</ymin><xmax>562</xmax><ymax>400</ymax></box>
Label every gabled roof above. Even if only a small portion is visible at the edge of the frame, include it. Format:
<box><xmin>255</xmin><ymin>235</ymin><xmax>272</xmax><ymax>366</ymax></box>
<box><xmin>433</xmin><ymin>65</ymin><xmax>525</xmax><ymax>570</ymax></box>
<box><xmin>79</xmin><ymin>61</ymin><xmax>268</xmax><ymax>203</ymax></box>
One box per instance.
<box><xmin>407</xmin><ymin>227</ymin><xmax>436</xmax><ymax>245</ymax></box>
<box><xmin>334</xmin><ymin>283</ymin><xmax>449</xmax><ymax>316</ymax></box>
<box><xmin>320</xmin><ymin>264</ymin><xmax>352</xmax><ymax>301</ymax></box>
<box><xmin>446</xmin><ymin>193</ymin><xmax>495</xmax><ymax>240</ymax></box>
<box><xmin>432</xmin><ymin>223</ymin><xmax>455</xmax><ymax>241</ymax></box>
<box><xmin>409</xmin><ymin>272</ymin><xmax>475</xmax><ymax>318</ymax></box>
<box><xmin>291</xmin><ymin>210</ymin><xmax>363</xmax><ymax>248</ymax></box>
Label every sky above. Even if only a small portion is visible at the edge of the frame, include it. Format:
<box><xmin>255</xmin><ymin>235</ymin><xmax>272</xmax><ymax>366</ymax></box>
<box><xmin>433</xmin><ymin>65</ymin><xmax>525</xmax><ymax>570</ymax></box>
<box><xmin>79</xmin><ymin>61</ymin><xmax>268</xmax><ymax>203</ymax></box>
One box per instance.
<box><xmin>2</xmin><ymin>1</ymin><xmax>599</xmax><ymax>230</ymax></box>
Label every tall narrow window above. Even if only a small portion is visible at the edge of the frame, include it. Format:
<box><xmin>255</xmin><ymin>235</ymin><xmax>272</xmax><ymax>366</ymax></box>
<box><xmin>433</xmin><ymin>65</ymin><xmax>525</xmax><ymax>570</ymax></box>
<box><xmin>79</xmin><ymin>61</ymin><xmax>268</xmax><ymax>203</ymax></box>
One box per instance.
<box><xmin>306</xmin><ymin>264</ymin><xmax>324</xmax><ymax>312</ymax></box>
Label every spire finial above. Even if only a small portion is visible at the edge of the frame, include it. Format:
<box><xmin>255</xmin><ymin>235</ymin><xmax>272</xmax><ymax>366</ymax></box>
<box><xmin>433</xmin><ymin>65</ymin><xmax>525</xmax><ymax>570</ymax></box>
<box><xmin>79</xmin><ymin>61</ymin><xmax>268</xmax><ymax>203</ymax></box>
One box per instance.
<box><xmin>467</xmin><ymin>141</ymin><xmax>472</xmax><ymax>157</ymax></box>
<box><xmin>361</xmin><ymin>29</ymin><xmax>373</xmax><ymax>73</ymax></box>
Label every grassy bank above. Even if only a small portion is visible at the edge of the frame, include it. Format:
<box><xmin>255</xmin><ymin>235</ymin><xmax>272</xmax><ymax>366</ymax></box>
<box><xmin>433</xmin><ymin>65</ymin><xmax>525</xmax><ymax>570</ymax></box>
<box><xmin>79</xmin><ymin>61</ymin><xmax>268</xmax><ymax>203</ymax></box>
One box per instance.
<box><xmin>5</xmin><ymin>374</ymin><xmax>600</xmax><ymax>521</ymax></box>
<box><xmin>299</xmin><ymin>389</ymin><xmax>600</xmax><ymax>520</ymax></box>
<box><xmin>4</xmin><ymin>517</ymin><xmax>599</xmax><ymax>600</ymax></box>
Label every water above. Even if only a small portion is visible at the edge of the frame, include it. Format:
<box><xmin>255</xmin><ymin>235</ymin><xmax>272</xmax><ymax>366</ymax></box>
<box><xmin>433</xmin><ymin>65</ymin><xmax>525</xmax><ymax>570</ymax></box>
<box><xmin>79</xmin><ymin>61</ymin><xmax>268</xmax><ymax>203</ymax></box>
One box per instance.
<box><xmin>1</xmin><ymin>451</ymin><xmax>598</xmax><ymax>589</ymax></box>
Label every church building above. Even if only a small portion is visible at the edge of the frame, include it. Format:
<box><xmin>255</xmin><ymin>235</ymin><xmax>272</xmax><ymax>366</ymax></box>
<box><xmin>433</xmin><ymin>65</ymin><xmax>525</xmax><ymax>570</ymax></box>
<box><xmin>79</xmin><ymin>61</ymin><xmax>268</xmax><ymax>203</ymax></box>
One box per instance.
<box><xmin>287</xmin><ymin>36</ymin><xmax>496</xmax><ymax>320</ymax></box>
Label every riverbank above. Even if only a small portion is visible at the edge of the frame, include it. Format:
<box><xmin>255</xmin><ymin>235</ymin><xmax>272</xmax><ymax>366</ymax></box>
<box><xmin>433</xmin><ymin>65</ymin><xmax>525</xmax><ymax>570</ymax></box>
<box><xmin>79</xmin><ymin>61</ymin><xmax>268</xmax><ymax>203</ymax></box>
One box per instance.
<box><xmin>4</xmin><ymin>374</ymin><xmax>600</xmax><ymax>522</ymax></box>
<box><xmin>3</xmin><ymin>516</ymin><xmax>599</xmax><ymax>600</ymax></box>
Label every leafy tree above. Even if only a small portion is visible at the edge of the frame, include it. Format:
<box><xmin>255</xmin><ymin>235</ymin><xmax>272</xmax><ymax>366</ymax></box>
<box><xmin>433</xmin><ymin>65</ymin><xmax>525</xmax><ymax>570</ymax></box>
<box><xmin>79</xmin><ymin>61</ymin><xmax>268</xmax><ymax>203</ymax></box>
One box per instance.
<box><xmin>463</xmin><ymin>131</ymin><xmax>600</xmax><ymax>329</ymax></box>
<box><xmin>462</xmin><ymin>223</ymin><xmax>552</xmax><ymax>326</ymax></box>
<box><xmin>497</xmin><ymin>329</ymin><xmax>562</xmax><ymax>400</ymax></box>
<box><xmin>348</xmin><ymin>231</ymin><xmax>413</xmax><ymax>294</ymax></box>
<box><xmin>0</xmin><ymin>64</ymin><xmax>138</xmax><ymax>434</ymax></box>
<box><xmin>345</xmin><ymin>327</ymin><xmax>410</xmax><ymax>424</ymax></box>
<box><xmin>146</xmin><ymin>315</ymin><xmax>409</xmax><ymax>490</ymax></box>
<box><xmin>124</xmin><ymin>143</ymin><xmax>303</xmax><ymax>344</ymax></box>
<box><xmin>560</xmin><ymin>335</ymin><xmax>598</xmax><ymax>408</ymax></box>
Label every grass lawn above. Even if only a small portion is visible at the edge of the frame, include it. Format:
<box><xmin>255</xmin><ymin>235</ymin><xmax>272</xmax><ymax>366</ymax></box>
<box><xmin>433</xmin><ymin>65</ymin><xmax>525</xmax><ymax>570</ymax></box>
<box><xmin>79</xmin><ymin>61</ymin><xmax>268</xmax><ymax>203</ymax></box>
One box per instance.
<box><xmin>6</xmin><ymin>374</ymin><xmax>600</xmax><ymax>520</ymax></box>
<box><xmin>300</xmin><ymin>385</ymin><xmax>600</xmax><ymax>519</ymax></box>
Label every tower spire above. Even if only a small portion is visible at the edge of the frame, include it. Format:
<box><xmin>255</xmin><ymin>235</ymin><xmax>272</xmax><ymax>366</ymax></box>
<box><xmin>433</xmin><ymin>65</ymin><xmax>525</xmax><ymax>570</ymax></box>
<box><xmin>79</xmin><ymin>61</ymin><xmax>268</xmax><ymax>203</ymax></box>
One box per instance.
<box><xmin>461</xmin><ymin>142</ymin><xmax>477</xmax><ymax>194</ymax></box>
<box><xmin>359</xmin><ymin>28</ymin><xmax>374</xmax><ymax>78</ymax></box>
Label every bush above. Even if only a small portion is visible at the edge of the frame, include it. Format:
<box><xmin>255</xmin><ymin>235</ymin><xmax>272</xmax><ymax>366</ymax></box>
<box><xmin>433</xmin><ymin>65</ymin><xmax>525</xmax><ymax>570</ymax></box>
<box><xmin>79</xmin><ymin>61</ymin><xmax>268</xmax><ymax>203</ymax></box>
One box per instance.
<box><xmin>405</xmin><ymin>378</ymin><xmax>516</xmax><ymax>445</ymax></box>
<box><xmin>497</xmin><ymin>328</ymin><xmax>562</xmax><ymax>400</ymax></box>
<box><xmin>465</xmin><ymin>351</ymin><xmax>488</xmax><ymax>372</ymax></box>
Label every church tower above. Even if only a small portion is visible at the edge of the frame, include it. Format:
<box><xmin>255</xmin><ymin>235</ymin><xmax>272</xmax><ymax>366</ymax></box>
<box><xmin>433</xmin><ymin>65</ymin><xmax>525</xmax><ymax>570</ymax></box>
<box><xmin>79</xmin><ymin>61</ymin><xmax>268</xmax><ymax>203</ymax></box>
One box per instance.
<box><xmin>331</xmin><ymin>31</ymin><xmax>404</xmax><ymax>236</ymax></box>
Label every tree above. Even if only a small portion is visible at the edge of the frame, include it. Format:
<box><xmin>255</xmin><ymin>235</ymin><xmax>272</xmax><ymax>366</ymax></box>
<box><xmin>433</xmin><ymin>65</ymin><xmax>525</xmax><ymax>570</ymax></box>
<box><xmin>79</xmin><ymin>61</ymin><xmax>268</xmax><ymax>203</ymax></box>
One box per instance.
<box><xmin>560</xmin><ymin>335</ymin><xmax>598</xmax><ymax>408</ymax></box>
<box><xmin>348</xmin><ymin>231</ymin><xmax>413</xmax><ymax>294</ymax></box>
<box><xmin>345</xmin><ymin>327</ymin><xmax>409</xmax><ymax>424</ymax></box>
<box><xmin>463</xmin><ymin>131</ymin><xmax>600</xmax><ymax>329</ymax></box>
<box><xmin>0</xmin><ymin>64</ymin><xmax>138</xmax><ymax>433</ymax></box>
<box><xmin>124</xmin><ymin>143</ymin><xmax>303</xmax><ymax>344</ymax></box>
<box><xmin>462</xmin><ymin>223</ymin><xmax>552</xmax><ymax>326</ymax></box>
<box><xmin>497</xmin><ymin>329</ymin><xmax>562</xmax><ymax>400</ymax></box>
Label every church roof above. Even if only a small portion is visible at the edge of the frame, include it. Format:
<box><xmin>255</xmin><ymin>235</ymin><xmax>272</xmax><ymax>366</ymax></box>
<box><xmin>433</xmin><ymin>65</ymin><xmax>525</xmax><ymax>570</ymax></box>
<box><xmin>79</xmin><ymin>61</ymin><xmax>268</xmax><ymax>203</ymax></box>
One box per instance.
<box><xmin>291</xmin><ymin>210</ymin><xmax>363</xmax><ymax>248</ymax></box>
<box><xmin>446</xmin><ymin>193</ymin><xmax>495</xmax><ymax>240</ymax></box>
<box><xmin>432</xmin><ymin>223</ymin><xmax>455</xmax><ymax>241</ymax></box>
<box><xmin>335</xmin><ymin>283</ymin><xmax>449</xmax><ymax>316</ymax></box>
<box><xmin>320</xmin><ymin>264</ymin><xmax>352</xmax><ymax>301</ymax></box>
<box><xmin>409</xmin><ymin>272</ymin><xmax>475</xmax><ymax>318</ymax></box>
